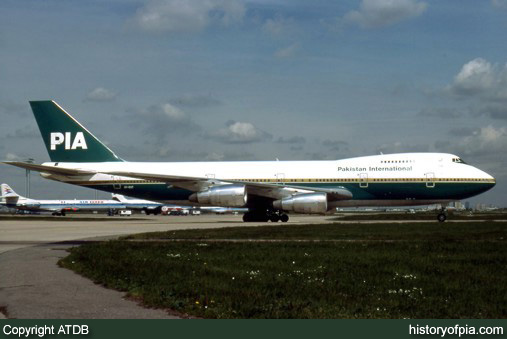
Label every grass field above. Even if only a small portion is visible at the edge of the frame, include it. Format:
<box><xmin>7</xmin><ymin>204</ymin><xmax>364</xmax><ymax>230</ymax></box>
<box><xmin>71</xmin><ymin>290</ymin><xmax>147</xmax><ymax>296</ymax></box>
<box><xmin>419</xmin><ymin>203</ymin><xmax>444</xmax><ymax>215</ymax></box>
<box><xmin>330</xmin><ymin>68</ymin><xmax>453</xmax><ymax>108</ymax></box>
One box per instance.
<box><xmin>333</xmin><ymin>211</ymin><xmax>507</xmax><ymax>221</ymax></box>
<box><xmin>59</xmin><ymin>221</ymin><xmax>507</xmax><ymax>318</ymax></box>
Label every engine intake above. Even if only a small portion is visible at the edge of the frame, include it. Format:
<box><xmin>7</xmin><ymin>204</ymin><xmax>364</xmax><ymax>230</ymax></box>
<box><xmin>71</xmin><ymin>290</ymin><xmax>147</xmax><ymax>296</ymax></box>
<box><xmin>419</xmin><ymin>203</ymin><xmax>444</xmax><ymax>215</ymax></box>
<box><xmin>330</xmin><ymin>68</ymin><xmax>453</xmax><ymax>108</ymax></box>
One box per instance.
<box><xmin>189</xmin><ymin>184</ymin><xmax>247</xmax><ymax>207</ymax></box>
<box><xmin>273</xmin><ymin>193</ymin><xmax>328</xmax><ymax>214</ymax></box>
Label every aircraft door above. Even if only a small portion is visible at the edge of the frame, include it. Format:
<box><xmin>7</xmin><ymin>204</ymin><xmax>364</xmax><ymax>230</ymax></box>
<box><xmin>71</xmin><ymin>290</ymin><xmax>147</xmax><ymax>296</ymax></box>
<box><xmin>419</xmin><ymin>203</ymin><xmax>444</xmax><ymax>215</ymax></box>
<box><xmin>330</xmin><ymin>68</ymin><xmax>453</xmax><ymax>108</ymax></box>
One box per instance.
<box><xmin>276</xmin><ymin>173</ymin><xmax>285</xmax><ymax>185</ymax></box>
<box><xmin>425</xmin><ymin>172</ymin><xmax>435</xmax><ymax>188</ymax></box>
<box><xmin>359</xmin><ymin>173</ymin><xmax>368</xmax><ymax>188</ymax></box>
<box><xmin>112</xmin><ymin>176</ymin><xmax>121</xmax><ymax>189</ymax></box>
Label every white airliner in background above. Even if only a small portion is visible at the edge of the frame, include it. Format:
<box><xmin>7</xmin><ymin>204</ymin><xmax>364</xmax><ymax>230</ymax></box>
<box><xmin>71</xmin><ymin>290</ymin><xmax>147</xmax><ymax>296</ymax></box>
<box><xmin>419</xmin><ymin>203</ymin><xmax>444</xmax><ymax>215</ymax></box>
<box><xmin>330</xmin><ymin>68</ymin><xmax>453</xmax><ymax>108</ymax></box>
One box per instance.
<box><xmin>4</xmin><ymin>101</ymin><xmax>496</xmax><ymax>222</ymax></box>
<box><xmin>1</xmin><ymin>183</ymin><xmax>164</xmax><ymax>216</ymax></box>
<box><xmin>1</xmin><ymin>183</ymin><xmax>123</xmax><ymax>215</ymax></box>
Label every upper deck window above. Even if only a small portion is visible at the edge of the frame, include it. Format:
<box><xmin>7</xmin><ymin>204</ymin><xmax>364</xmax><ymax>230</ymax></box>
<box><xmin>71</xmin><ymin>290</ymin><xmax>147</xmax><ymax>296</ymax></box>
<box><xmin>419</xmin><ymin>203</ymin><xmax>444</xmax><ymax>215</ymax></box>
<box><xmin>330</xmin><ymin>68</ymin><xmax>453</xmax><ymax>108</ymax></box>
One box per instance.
<box><xmin>380</xmin><ymin>159</ymin><xmax>413</xmax><ymax>164</ymax></box>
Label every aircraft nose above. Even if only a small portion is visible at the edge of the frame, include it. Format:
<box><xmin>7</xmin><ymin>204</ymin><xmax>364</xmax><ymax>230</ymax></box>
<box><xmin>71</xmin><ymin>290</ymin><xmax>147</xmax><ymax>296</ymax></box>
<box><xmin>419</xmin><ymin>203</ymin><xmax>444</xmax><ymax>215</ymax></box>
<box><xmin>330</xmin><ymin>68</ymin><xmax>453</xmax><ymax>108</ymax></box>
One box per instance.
<box><xmin>479</xmin><ymin>168</ymin><xmax>496</xmax><ymax>190</ymax></box>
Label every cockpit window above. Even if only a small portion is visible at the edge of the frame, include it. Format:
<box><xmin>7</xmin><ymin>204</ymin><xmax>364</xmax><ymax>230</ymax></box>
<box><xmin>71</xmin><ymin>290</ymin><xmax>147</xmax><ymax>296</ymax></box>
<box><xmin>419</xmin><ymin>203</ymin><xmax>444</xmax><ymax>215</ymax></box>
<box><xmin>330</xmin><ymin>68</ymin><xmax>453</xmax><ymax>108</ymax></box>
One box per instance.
<box><xmin>452</xmin><ymin>157</ymin><xmax>467</xmax><ymax>164</ymax></box>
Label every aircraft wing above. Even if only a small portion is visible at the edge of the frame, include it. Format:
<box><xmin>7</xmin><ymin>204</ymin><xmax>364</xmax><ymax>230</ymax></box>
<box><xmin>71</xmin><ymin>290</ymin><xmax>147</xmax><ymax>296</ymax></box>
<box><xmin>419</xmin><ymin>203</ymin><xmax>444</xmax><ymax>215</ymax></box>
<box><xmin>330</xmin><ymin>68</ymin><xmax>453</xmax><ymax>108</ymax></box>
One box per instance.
<box><xmin>3</xmin><ymin>162</ymin><xmax>95</xmax><ymax>176</ymax></box>
<box><xmin>105</xmin><ymin>171</ymin><xmax>353</xmax><ymax>201</ymax></box>
<box><xmin>104</xmin><ymin>171</ymin><xmax>227</xmax><ymax>192</ymax></box>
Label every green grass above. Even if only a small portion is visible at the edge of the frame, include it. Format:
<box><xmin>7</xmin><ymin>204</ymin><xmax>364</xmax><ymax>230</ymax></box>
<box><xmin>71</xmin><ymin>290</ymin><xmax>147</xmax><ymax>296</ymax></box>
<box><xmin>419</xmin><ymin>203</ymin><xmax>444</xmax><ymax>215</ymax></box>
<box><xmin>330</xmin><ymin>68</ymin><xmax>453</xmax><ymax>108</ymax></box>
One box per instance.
<box><xmin>59</xmin><ymin>222</ymin><xmax>507</xmax><ymax>319</ymax></box>
<box><xmin>123</xmin><ymin>221</ymin><xmax>506</xmax><ymax>242</ymax></box>
<box><xmin>333</xmin><ymin>211</ymin><xmax>507</xmax><ymax>221</ymax></box>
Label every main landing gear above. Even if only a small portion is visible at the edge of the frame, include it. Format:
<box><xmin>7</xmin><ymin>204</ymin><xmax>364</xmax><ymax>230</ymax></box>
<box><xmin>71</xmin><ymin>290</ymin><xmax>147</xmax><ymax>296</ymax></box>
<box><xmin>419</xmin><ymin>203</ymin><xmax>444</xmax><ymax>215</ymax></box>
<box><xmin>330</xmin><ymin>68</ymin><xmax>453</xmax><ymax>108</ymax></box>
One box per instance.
<box><xmin>243</xmin><ymin>210</ymin><xmax>289</xmax><ymax>222</ymax></box>
<box><xmin>437</xmin><ymin>213</ymin><xmax>447</xmax><ymax>222</ymax></box>
<box><xmin>437</xmin><ymin>205</ymin><xmax>448</xmax><ymax>222</ymax></box>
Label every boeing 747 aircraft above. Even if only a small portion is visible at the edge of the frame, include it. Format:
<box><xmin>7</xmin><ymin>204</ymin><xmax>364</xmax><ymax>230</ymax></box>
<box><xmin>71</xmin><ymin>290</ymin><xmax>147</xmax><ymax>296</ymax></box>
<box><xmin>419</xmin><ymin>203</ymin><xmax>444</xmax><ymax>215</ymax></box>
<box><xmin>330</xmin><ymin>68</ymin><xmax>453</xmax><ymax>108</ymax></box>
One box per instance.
<box><xmin>4</xmin><ymin>101</ymin><xmax>496</xmax><ymax>222</ymax></box>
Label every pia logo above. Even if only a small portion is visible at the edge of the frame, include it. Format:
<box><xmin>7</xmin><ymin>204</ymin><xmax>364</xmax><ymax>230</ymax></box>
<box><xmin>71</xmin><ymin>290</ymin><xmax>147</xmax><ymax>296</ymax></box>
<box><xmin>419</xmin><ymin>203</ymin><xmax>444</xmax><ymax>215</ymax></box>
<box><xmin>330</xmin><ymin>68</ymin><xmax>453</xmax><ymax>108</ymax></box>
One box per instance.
<box><xmin>50</xmin><ymin>132</ymin><xmax>88</xmax><ymax>150</ymax></box>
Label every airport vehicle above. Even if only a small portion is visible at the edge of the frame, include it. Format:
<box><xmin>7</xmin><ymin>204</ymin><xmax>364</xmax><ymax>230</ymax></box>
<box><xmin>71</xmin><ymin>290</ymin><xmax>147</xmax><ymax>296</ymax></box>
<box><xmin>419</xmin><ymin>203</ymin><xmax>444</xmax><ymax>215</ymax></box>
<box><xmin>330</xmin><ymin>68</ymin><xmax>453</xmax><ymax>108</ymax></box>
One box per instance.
<box><xmin>0</xmin><ymin>183</ymin><xmax>127</xmax><ymax>216</ymax></box>
<box><xmin>4</xmin><ymin>101</ymin><xmax>496</xmax><ymax>222</ymax></box>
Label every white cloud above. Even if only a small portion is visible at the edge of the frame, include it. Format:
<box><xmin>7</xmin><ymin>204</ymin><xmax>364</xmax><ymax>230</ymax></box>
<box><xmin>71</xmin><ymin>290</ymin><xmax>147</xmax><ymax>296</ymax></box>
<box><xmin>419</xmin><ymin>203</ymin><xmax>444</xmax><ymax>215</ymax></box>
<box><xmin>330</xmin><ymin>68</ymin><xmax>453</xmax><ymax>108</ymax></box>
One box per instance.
<box><xmin>160</xmin><ymin>103</ymin><xmax>185</xmax><ymax>120</ymax></box>
<box><xmin>447</xmin><ymin>58</ymin><xmax>507</xmax><ymax>102</ymax></box>
<box><xmin>452</xmin><ymin>58</ymin><xmax>495</xmax><ymax>93</ymax></box>
<box><xmin>454</xmin><ymin>125</ymin><xmax>507</xmax><ymax>159</ymax></box>
<box><xmin>210</xmin><ymin>121</ymin><xmax>272</xmax><ymax>144</ymax></box>
<box><xmin>85</xmin><ymin>87</ymin><xmax>117</xmax><ymax>102</ymax></box>
<box><xmin>133</xmin><ymin>0</ymin><xmax>245</xmax><ymax>33</ymax></box>
<box><xmin>343</xmin><ymin>0</ymin><xmax>427</xmax><ymax>29</ymax></box>
<box><xmin>274</xmin><ymin>43</ymin><xmax>299</xmax><ymax>58</ymax></box>
<box><xmin>128</xmin><ymin>102</ymin><xmax>201</xmax><ymax>143</ymax></box>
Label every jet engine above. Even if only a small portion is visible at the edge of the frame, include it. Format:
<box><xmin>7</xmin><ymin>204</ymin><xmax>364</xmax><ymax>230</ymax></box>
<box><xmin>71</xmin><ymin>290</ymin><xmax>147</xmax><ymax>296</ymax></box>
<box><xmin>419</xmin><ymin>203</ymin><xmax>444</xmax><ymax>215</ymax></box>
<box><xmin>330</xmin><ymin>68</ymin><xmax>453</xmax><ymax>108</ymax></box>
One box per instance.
<box><xmin>273</xmin><ymin>193</ymin><xmax>328</xmax><ymax>214</ymax></box>
<box><xmin>19</xmin><ymin>202</ymin><xmax>41</xmax><ymax>209</ymax></box>
<box><xmin>189</xmin><ymin>184</ymin><xmax>247</xmax><ymax>207</ymax></box>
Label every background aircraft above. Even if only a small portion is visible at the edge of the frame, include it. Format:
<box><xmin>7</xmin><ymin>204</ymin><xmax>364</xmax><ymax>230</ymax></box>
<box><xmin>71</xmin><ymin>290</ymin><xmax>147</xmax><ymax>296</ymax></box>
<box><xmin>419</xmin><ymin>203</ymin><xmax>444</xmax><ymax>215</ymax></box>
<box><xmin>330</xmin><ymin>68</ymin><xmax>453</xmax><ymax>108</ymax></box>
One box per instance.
<box><xmin>4</xmin><ymin>101</ymin><xmax>496</xmax><ymax>222</ymax></box>
<box><xmin>0</xmin><ymin>183</ymin><xmax>164</xmax><ymax>216</ymax></box>
<box><xmin>0</xmin><ymin>183</ymin><xmax>128</xmax><ymax>215</ymax></box>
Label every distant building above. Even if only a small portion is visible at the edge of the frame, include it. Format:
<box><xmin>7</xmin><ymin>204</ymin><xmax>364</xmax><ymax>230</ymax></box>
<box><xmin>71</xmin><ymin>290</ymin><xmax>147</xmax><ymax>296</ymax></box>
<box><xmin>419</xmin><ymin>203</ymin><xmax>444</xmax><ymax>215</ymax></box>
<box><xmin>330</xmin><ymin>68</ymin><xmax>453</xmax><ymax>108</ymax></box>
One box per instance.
<box><xmin>475</xmin><ymin>203</ymin><xmax>486</xmax><ymax>211</ymax></box>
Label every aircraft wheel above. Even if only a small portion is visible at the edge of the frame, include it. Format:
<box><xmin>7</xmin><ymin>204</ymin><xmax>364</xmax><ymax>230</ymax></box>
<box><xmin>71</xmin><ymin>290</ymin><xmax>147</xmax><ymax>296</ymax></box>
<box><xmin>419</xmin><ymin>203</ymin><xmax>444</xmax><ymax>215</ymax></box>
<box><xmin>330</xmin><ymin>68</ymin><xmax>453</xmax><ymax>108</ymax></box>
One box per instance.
<box><xmin>437</xmin><ymin>213</ymin><xmax>447</xmax><ymax>222</ymax></box>
<box><xmin>280</xmin><ymin>214</ymin><xmax>289</xmax><ymax>222</ymax></box>
<box><xmin>243</xmin><ymin>213</ymin><xmax>251</xmax><ymax>222</ymax></box>
<box><xmin>270</xmin><ymin>215</ymin><xmax>280</xmax><ymax>222</ymax></box>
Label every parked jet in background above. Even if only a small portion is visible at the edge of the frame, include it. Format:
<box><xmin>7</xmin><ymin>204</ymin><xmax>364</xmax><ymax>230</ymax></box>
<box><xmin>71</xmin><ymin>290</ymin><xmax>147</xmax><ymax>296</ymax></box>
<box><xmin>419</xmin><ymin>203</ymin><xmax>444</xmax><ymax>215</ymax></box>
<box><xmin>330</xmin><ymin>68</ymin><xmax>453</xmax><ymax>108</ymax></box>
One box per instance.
<box><xmin>4</xmin><ymin>101</ymin><xmax>496</xmax><ymax>222</ymax></box>
<box><xmin>0</xmin><ymin>183</ymin><xmax>128</xmax><ymax>216</ymax></box>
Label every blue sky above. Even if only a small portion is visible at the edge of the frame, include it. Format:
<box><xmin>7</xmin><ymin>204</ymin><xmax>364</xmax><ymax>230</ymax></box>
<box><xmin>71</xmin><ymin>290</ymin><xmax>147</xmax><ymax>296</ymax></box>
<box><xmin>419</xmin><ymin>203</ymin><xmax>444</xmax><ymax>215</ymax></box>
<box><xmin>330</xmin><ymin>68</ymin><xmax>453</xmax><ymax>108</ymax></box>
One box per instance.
<box><xmin>1</xmin><ymin>0</ymin><xmax>506</xmax><ymax>206</ymax></box>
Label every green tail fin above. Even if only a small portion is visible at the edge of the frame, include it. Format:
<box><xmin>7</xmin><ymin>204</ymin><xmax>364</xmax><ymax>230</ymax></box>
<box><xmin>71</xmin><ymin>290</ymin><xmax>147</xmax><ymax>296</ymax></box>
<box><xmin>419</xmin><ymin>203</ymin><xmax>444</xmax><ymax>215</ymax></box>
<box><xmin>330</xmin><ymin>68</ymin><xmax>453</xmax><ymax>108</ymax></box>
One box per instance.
<box><xmin>29</xmin><ymin>101</ymin><xmax>123</xmax><ymax>162</ymax></box>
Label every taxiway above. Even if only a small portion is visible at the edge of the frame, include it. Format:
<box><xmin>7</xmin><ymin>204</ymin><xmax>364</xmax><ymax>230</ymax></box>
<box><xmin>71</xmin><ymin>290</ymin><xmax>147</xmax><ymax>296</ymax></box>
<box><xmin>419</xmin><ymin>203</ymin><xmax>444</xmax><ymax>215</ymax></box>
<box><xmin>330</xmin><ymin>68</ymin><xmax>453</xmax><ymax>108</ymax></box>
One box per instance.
<box><xmin>0</xmin><ymin>214</ymin><xmax>332</xmax><ymax>318</ymax></box>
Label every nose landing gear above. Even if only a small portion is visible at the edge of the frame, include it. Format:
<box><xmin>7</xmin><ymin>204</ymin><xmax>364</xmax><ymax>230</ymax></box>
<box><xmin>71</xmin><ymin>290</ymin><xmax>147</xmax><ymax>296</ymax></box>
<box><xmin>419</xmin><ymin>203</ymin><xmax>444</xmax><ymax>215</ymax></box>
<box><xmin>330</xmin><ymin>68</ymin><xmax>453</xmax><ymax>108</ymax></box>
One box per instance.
<box><xmin>437</xmin><ymin>212</ymin><xmax>447</xmax><ymax>222</ymax></box>
<box><xmin>437</xmin><ymin>205</ymin><xmax>449</xmax><ymax>222</ymax></box>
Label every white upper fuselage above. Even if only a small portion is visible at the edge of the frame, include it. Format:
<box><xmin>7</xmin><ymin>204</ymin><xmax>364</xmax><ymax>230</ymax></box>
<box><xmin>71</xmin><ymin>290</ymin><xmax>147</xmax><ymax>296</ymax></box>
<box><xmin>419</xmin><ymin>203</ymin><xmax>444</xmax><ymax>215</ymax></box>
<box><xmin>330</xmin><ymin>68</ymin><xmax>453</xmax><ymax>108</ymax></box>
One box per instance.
<box><xmin>42</xmin><ymin>153</ymin><xmax>494</xmax><ymax>183</ymax></box>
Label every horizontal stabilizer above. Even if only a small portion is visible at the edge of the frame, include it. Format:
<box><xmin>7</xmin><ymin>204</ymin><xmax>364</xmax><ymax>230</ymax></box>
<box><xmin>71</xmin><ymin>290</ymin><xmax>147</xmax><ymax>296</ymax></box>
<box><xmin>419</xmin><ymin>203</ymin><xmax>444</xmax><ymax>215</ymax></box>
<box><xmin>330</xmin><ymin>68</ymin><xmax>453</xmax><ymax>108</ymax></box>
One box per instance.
<box><xmin>111</xmin><ymin>194</ymin><xmax>127</xmax><ymax>202</ymax></box>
